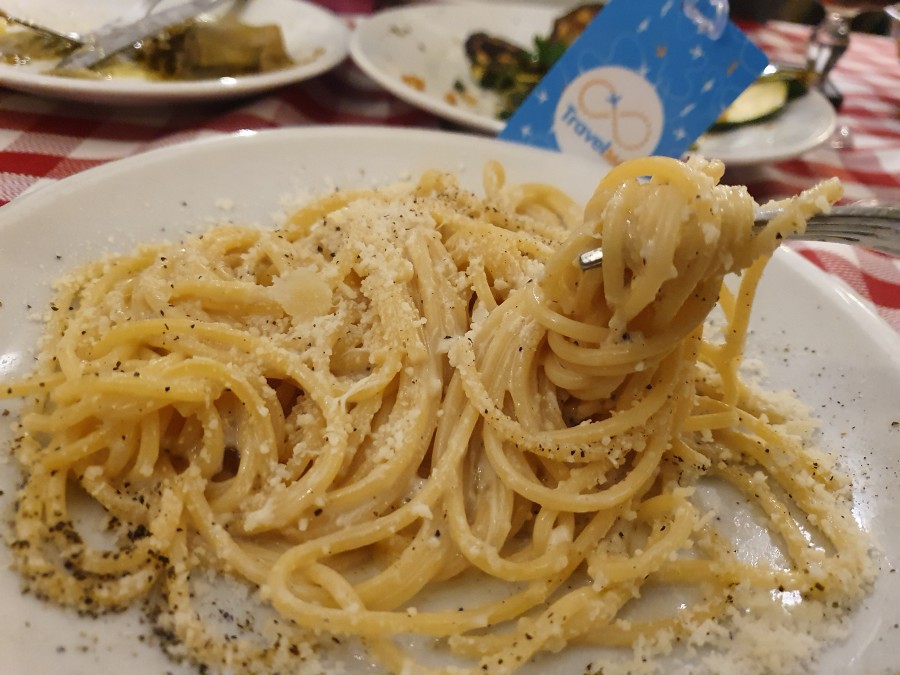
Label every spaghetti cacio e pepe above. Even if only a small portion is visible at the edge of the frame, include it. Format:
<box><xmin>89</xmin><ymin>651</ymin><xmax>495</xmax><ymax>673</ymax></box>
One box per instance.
<box><xmin>2</xmin><ymin>156</ymin><xmax>873</xmax><ymax>673</ymax></box>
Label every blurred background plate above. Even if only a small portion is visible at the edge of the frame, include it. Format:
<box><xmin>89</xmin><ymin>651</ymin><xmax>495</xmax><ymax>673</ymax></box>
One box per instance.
<box><xmin>693</xmin><ymin>86</ymin><xmax>836</xmax><ymax>166</ymax></box>
<box><xmin>350</xmin><ymin>2</ymin><xmax>554</xmax><ymax>132</ymax></box>
<box><xmin>0</xmin><ymin>0</ymin><xmax>350</xmax><ymax>105</ymax></box>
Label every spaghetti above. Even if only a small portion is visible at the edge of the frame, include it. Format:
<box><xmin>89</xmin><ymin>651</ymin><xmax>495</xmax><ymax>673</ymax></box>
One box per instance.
<box><xmin>1</xmin><ymin>156</ymin><xmax>872</xmax><ymax>673</ymax></box>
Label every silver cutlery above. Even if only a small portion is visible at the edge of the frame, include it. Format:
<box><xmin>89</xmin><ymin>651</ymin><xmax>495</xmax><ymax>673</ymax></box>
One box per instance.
<box><xmin>578</xmin><ymin>203</ymin><xmax>900</xmax><ymax>270</ymax></box>
<box><xmin>1</xmin><ymin>0</ymin><xmax>232</xmax><ymax>70</ymax></box>
<box><xmin>55</xmin><ymin>0</ymin><xmax>232</xmax><ymax>71</ymax></box>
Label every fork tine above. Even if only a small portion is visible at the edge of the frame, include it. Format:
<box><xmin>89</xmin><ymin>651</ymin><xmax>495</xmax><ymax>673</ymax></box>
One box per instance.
<box><xmin>776</xmin><ymin>204</ymin><xmax>900</xmax><ymax>255</ymax></box>
<box><xmin>578</xmin><ymin>203</ymin><xmax>900</xmax><ymax>270</ymax></box>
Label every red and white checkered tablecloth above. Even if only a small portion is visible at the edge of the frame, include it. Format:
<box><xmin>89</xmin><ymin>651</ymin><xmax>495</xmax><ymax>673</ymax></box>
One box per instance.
<box><xmin>728</xmin><ymin>21</ymin><xmax>900</xmax><ymax>334</ymax></box>
<box><xmin>0</xmin><ymin>11</ymin><xmax>897</xmax><ymax>330</ymax></box>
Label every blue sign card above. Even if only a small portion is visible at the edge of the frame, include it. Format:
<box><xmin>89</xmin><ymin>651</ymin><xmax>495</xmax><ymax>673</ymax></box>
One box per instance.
<box><xmin>499</xmin><ymin>0</ymin><xmax>769</xmax><ymax>168</ymax></box>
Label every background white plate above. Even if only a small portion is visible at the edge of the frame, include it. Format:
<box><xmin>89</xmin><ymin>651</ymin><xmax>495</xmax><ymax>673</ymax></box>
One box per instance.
<box><xmin>2</xmin><ymin>0</ymin><xmax>166</xmax><ymax>36</ymax></box>
<box><xmin>0</xmin><ymin>0</ymin><xmax>350</xmax><ymax>105</ymax></box>
<box><xmin>350</xmin><ymin>3</ymin><xmax>557</xmax><ymax>131</ymax></box>
<box><xmin>0</xmin><ymin>127</ymin><xmax>897</xmax><ymax>673</ymax></box>
<box><xmin>694</xmin><ymin>88</ymin><xmax>836</xmax><ymax>166</ymax></box>
<box><xmin>350</xmin><ymin>3</ymin><xmax>836</xmax><ymax>166</ymax></box>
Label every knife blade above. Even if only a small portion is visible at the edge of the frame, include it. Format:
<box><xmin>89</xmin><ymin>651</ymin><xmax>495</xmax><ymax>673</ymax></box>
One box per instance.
<box><xmin>55</xmin><ymin>0</ymin><xmax>233</xmax><ymax>71</ymax></box>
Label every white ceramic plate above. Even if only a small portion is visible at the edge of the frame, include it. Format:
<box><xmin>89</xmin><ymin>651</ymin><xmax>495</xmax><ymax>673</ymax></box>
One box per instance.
<box><xmin>0</xmin><ymin>127</ymin><xmax>898</xmax><ymax>674</ymax></box>
<box><xmin>350</xmin><ymin>4</ymin><xmax>836</xmax><ymax>165</ymax></box>
<box><xmin>694</xmin><ymin>87</ymin><xmax>836</xmax><ymax>166</ymax></box>
<box><xmin>349</xmin><ymin>3</ymin><xmax>554</xmax><ymax>131</ymax></box>
<box><xmin>0</xmin><ymin>0</ymin><xmax>350</xmax><ymax>105</ymax></box>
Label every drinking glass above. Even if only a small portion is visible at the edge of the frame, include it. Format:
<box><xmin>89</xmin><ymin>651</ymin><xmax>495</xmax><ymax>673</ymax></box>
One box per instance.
<box><xmin>887</xmin><ymin>4</ymin><xmax>900</xmax><ymax>58</ymax></box>
<box><xmin>805</xmin><ymin>1</ymin><xmax>895</xmax><ymax>148</ymax></box>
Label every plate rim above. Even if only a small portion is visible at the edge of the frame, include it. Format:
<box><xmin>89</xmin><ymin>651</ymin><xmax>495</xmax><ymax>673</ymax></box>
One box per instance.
<box><xmin>0</xmin><ymin>126</ymin><xmax>599</xmax><ymax>224</ymax></box>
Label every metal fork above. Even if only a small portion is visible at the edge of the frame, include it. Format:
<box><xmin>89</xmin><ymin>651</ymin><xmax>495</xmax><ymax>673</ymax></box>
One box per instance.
<box><xmin>578</xmin><ymin>203</ymin><xmax>900</xmax><ymax>270</ymax></box>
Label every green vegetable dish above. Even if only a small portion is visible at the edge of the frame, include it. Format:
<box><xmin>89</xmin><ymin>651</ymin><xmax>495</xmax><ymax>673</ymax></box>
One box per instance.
<box><xmin>464</xmin><ymin>3</ymin><xmax>603</xmax><ymax>120</ymax></box>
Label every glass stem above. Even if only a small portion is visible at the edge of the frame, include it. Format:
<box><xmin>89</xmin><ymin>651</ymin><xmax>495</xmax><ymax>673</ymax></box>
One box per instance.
<box><xmin>805</xmin><ymin>11</ymin><xmax>852</xmax><ymax>86</ymax></box>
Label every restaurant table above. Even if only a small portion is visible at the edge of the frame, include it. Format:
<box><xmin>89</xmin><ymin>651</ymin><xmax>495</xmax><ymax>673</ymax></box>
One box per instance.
<box><xmin>0</xmin><ymin>12</ymin><xmax>898</xmax><ymax>330</ymax></box>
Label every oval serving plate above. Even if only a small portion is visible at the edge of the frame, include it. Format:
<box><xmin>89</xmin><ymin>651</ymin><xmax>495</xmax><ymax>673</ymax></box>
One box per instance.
<box><xmin>0</xmin><ymin>127</ymin><xmax>896</xmax><ymax>674</ymax></box>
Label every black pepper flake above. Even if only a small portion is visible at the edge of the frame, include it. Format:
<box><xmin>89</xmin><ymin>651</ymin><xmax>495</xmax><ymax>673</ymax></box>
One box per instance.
<box><xmin>128</xmin><ymin>524</ymin><xmax>151</xmax><ymax>541</ymax></box>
